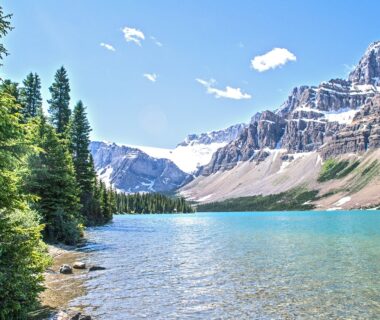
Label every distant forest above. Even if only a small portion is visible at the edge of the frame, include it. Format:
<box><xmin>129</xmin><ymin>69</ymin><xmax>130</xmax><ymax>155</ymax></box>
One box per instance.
<box><xmin>115</xmin><ymin>192</ymin><xmax>194</xmax><ymax>214</ymax></box>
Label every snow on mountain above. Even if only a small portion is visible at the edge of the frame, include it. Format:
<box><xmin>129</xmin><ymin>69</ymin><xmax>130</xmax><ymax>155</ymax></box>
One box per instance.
<box><xmin>128</xmin><ymin>142</ymin><xmax>227</xmax><ymax>174</ymax></box>
<box><xmin>90</xmin><ymin>141</ymin><xmax>191</xmax><ymax>193</ymax></box>
<box><xmin>122</xmin><ymin>123</ymin><xmax>246</xmax><ymax>174</ymax></box>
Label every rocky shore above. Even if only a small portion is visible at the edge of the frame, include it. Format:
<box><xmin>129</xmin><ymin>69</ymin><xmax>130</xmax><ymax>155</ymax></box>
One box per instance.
<box><xmin>36</xmin><ymin>244</ymin><xmax>91</xmax><ymax>319</ymax></box>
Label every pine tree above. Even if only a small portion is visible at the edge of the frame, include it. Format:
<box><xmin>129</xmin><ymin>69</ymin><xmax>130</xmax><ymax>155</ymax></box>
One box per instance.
<box><xmin>25</xmin><ymin>115</ymin><xmax>82</xmax><ymax>244</ymax></box>
<box><xmin>48</xmin><ymin>66</ymin><xmax>71</xmax><ymax>134</ymax></box>
<box><xmin>20</xmin><ymin>72</ymin><xmax>42</xmax><ymax>119</ymax></box>
<box><xmin>0</xmin><ymin>84</ymin><xmax>50</xmax><ymax>318</ymax></box>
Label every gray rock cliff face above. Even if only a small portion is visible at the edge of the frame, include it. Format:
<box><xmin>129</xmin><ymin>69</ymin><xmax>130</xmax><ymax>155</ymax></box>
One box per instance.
<box><xmin>200</xmin><ymin>41</ymin><xmax>380</xmax><ymax>175</ymax></box>
<box><xmin>90</xmin><ymin>142</ymin><xmax>191</xmax><ymax>193</ymax></box>
<box><xmin>321</xmin><ymin>95</ymin><xmax>380</xmax><ymax>159</ymax></box>
<box><xmin>178</xmin><ymin>123</ymin><xmax>246</xmax><ymax>146</ymax></box>
<box><xmin>200</xmin><ymin>111</ymin><xmax>285</xmax><ymax>175</ymax></box>
<box><xmin>348</xmin><ymin>41</ymin><xmax>380</xmax><ymax>85</ymax></box>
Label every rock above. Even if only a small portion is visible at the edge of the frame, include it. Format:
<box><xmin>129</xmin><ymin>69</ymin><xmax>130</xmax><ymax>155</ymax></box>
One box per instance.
<box><xmin>55</xmin><ymin>310</ymin><xmax>91</xmax><ymax>320</ymax></box>
<box><xmin>90</xmin><ymin>141</ymin><xmax>192</xmax><ymax>193</ymax></box>
<box><xmin>321</xmin><ymin>95</ymin><xmax>380</xmax><ymax>159</ymax></box>
<box><xmin>59</xmin><ymin>264</ymin><xmax>72</xmax><ymax>274</ymax></box>
<box><xmin>349</xmin><ymin>41</ymin><xmax>380</xmax><ymax>85</ymax></box>
<box><xmin>73</xmin><ymin>261</ymin><xmax>86</xmax><ymax>269</ymax></box>
<box><xmin>72</xmin><ymin>313</ymin><xmax>92</xmax><ymax>320</ymax></box>
<box><xmin>177</xmin><ymin>123</ymin><xmax>246</xmax><ymax>146</ymax></box>
<box><xmin>200</xmin><ymin>111</ymin><xmax>285</xmax><ymax>175</ymax></box>
<box><xmin>89</xmin><ymin>265</ymin><xmax>106</xmax><ymax>272</ymax></box>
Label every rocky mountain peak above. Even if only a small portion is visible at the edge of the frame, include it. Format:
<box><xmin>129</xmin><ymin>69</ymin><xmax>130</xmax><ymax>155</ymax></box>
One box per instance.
<box><xmin>349</xmin><ymin>41</ymin><xmax>380</xmax><ymax>85</ymax></box>
<box><xmin>177</xmin><ymin>123</ymin><xmax>246</xmax><ymax>147</ymax></box>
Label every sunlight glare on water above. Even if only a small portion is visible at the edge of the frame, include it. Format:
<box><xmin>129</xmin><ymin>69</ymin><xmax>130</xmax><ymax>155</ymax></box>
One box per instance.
<box><xmin>72</xmin><ymin>211</ymin><xmax>380</xmax><ymax>319</ymax></box>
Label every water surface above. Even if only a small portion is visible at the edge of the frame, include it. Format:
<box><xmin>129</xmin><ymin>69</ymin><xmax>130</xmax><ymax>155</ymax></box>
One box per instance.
<box><xmin>72</xmin><ymin>211</ymin><xmax>380</xmax><ymax>319</ymax></box>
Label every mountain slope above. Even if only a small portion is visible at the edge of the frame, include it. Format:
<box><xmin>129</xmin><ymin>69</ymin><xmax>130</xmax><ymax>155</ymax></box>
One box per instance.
<box><xmin>90</xmin><ymin>141</ymin><xmax>191</xmax><ymax>193</ymax></box>
<box><xmin>182</xmin><ymin>41</ymin><xmax>380</xmax><ymax>209</ymax></box>
<box><xmin>90</xmin><ymin>123</ymin><xmax>245</xmax><ymax>192</ymax></box>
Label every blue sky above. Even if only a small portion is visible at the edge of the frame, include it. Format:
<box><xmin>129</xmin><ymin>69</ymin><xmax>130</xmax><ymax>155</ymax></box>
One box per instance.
<box><xmin>2</xmin><ymin>0</ymin><xmax>380</xmax><ymax>147</ymax></box>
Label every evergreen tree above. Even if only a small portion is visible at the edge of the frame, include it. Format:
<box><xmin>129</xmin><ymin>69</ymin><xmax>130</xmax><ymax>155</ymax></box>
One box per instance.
<box><xmin>20</xmin><ymin>72</ymin><xmax>42</xmax><ymax>119</ymax></box>
<box><xmin>25</xmin><ymin>116</ymin><xmax>82</xmax><ymax>244</ymax></box>
<box><xmin>0</xmin><ymin>86</ymin><xmax>50</xmax><ymax>318</ymax></box>
<box><xmin>48</xmin><ymin>66</ymin><xmax>71</xmax><ymax>134</ymax></box>
<box><xmin>0</xmin><ymin>6</ymin><xmax>12</xmax><ymax>64</ymax></box>
<box><xmin>69</xmin><ymin>101</ymin><xmax>94</xmax><ymax>219</ymax></box>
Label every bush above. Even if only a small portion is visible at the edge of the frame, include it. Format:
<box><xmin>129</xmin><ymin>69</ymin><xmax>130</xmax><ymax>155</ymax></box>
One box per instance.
<box><xmin>0</xmin><ymin>209</ymin><xmax>51</xmax><ymax>319</ymax></box>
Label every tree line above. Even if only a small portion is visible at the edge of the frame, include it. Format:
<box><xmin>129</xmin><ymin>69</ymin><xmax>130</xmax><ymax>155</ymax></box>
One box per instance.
<box><xmin>115</xmin><ymin>192</ymin><xmax>194</xmax><ymax>214</ymax></box>
<box><xmin>0</xmin><ymin>8</ymin><xmax>117</xmax><ymax>318</ymax></box>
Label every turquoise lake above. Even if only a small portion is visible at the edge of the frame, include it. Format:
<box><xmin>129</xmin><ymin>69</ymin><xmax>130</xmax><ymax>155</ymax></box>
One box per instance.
<box><xmin>72</xmin><ymin>211</ymin><xmax>380</xmax><ymax>319</ymax></box>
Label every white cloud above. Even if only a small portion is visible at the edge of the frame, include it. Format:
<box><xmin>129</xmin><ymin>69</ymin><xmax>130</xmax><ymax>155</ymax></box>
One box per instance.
<box><xmin>196</xmin><ymin>78</ymin><xmax>251</xmax><ymax>100</ymax></box>
<box><xmin>143</xmin><ymin>73</ymin><xmax>158</xmax><ymax>82</ymax></box>
<box><xmin>150</xmin><ymin>36</ymin><xmax>163</xmax><ymax>47</ymax></box>
<box><xmin>100</xmin><ymin>42</ymin><xmax>116</xmax><ymax>52</ymax></box>
<box><xmin>251</xmin><ymin>48</ymin><xmax>296</xmax><ymax>72</ymax></box>
<box><xmin>122</xmin><ymin>26</ymin><xmax>145</xmax><ymax>46</ymax></box>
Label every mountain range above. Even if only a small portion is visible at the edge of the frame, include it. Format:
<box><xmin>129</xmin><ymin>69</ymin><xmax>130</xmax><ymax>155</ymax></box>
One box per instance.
<box><xmin>91</xmin><ymin>41</ymin><xmax>380</xmax><ymax>210</ymax></box>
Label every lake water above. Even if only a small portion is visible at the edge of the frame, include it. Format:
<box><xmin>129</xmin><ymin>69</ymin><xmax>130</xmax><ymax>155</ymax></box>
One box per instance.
<box><xmin>71</xmin><ymin>211</ymin><xmax>380</xmax><ymax>319</ymax></box>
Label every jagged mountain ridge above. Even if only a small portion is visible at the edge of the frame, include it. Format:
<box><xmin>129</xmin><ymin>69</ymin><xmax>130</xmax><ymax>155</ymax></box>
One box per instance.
<box><xmin>178</xmin><ymin>123</ymin><xmax>246</xmax><ymax>146</ymax></box>
<box><xmin>90</xmin><ymin>141</ymin><xmax>192</xmax><ymax>193</ymax></box>
<box><xmin>90</xmin><ymin>123</ymin><xmax>246</xmax><ymax>192</ymax></box>
<box><xmin>200</xmin><ymin>41</ymin><xmax>380</xmax><ymax>175</ymax></box>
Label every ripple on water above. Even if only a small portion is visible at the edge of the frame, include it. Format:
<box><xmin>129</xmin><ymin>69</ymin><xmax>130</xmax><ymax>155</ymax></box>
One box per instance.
<box><xmin>71</xmin><ymin>211</ymin><xmax>380</xmax><ymax>319</ymax></box>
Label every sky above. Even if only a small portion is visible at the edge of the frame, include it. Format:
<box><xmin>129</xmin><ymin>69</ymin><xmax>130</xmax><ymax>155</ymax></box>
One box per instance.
<box><xmin>2</xmin><ymin>0</ymin><xmax>380</xmax><ymax>148</ymax></box>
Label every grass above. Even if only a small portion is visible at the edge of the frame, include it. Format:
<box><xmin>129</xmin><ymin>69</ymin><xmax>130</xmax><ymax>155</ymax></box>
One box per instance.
<box><xmin>318</xmin><ymin>159</ymin><xmax>360</xmax><ymax>182</ymax></box>
<box><xmin>347</xmin><ymin>160</ymin><xmax>380</xmax><ymax>193</ymax></box>
<box><xmin>197</xmin><ymin>187</ymin><xmax>319</xmax><ymax>212</ymax></box>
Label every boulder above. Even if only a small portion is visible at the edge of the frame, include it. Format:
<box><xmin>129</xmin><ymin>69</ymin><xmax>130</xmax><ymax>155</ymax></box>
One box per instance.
<box><xmin>59</xmin><ymin>264</ymin><xmax>72</xmax><ymax>274</ymax></box>
<box><xmin>73</xmin><ymin>261</ymin><xmax>86</xmax><ymax>269</ymax></box>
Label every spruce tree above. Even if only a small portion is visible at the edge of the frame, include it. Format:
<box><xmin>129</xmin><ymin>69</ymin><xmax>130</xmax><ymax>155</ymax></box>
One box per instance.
<box><xmin>20</xmin><ymin>72</ymin><xmax>42</xmax><ymax>119</ymax></box>
<box><xmin>69</xmin><ymin>100</ymin><xmax>97</xmax><ymax>223</ymax></box>
<box><xmin>26</xmin><ymin>115</ymin><xmax>82</xmax><ymax>244</ymax></box>
<box><xmin>48</xmin><ymin>66</ymin><xmax>71</xmax><ymax>134</ymax></box>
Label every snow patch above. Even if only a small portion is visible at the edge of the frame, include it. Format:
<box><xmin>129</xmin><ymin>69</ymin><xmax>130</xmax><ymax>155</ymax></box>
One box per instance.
<box><xmin>126</xmin><ymin>142</ymin><xmax>226</xmax><ymax>174</ymax></box>
<box><xmin>98</xmin><ymin>166</ymin><xmax>113</xmax><ymax>188</ymax></box>
<box><xmin>197</xmin><ymin>194</ymin><xmax>213</xmax><ymax>202</ymax></box>
<box><xmin>334</xmin><ymin>196</ymin><xmax>351</xmax><ymax>206</ymax></box>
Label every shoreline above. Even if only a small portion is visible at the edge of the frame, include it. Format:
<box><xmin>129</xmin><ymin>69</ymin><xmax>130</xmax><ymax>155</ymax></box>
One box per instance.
<box><xmin>34</xmin><ymin>243</ymin><xmax>89</xmax><ymax>319</ymax></box>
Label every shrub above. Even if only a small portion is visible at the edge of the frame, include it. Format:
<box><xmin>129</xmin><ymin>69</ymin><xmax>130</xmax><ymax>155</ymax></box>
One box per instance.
<box><xmin>0</xmin><ymin>209</ymin><xmax>51</xmax><ymax>319</ymax></box>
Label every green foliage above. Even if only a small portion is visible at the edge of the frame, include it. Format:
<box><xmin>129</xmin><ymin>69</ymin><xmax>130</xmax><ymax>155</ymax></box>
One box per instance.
<box><xmin>0</xmin><ymin>87</ymin><xmax>50</xmax><ymax>318</ymax></box>
<box><xmin>0</xmin><ymin>210</ymin><xmax>51</xmax><ymax>320</ymax></box>
<box><xmin>69</xmin><ymin>101</ymin><xmax>97</xmax><ymax>223</ymax></box>
<box><xmin>0</xmin><ymin>91</ymin><xmax>27</xmax><ymax>209</ymax></box>
<box><xmin>20</xmin><ymin>72</ymin><xmax>42</xmax><ymax>119</ymax></box>
<box><xmin>347</xmin><ymin>160</ymin><xmax>380</xmax><ymax>193</ymax></box>
<box><xmin>318</xmin><ymin>159</ymin><xmax>359</xmax><ymax>182</ymax></box>
<box><xmin>25</xmin><ymin>116</ymin><xmax>82</xmax><ymax>244</ymax></box>
<box><xmin>197</xmin><ymin>188</ymin><xmax>318</xmax><ymax>212</ymax></box>
<box><xmin>115</xmin><ymin>192</ymin><xmax>195</xmax><ymax>214</ymax></box>
<box><xmin>0</xmin><ymin>80</ymin><xmax>20</xmax><ymax>103</ymax></box>
<box><xmin>0</xmin><ymin>6</ymin><xmax>12</xmax><ymax>64</ymax></box>
<box><xmin>48</xmin><ymin>66</ymin><xmax>71</xmax><ymax>134</ymax></box>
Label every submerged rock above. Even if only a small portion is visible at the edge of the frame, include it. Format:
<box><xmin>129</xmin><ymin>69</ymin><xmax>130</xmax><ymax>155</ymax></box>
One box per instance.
<box><xmin>73</xmin><ymin>261</ymin><xmax>86</xmax><ymax>269</ymax></box>
<box><xmin>59</xmin><ymin>264</ymin><xmax>73</xmax><ymax>274</ymax></box>
<box><xmin>89</xmin><ymin>265</ymin><xmax>106</xmax><ymax>272</ymax></box>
